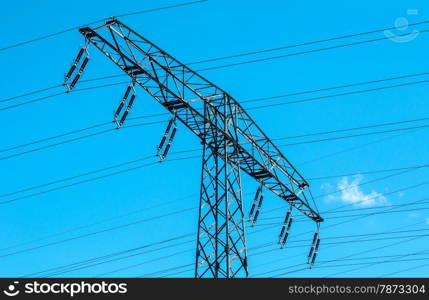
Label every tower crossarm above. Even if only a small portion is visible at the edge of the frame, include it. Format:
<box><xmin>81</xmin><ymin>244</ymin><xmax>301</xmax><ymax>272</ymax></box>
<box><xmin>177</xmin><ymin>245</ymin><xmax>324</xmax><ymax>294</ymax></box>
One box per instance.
<box><xmin>79</xmin><ymin>19</ymin><xmax>323</xmax><ymax>222</ymax></box>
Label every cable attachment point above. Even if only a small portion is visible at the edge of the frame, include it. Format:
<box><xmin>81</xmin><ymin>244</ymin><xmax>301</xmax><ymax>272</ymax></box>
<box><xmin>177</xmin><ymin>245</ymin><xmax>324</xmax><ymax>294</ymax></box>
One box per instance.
<box><xmin>157</xmin><ymin>116</ymin><xmax>177</xmax><ymax>161</ymax></box>
<box><xmin>307</xmin><ymin>224</ymin><xmax>321</xmax><ymax>268</ymax></box>
<box><xmin>64</xmin><ymin>44</ymin><xmax>90</xmax><ymax>92</ymax></box>
<box><xmin>114</xmin><ymin>82</ymin><xmax>137</xmax><ymax>129</ymax></box>
<box><xmin>248</xmin><ymin>185</ymin><xmax>264</xmax><ymax>226</ymax></box>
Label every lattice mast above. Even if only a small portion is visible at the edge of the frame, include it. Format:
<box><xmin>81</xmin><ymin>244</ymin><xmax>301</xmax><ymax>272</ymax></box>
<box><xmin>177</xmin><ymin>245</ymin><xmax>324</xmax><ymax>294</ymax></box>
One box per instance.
<box><xmin>65</xmin><ymin>19</ymin><xmax>323</xmax><ymax>278</ymax></box>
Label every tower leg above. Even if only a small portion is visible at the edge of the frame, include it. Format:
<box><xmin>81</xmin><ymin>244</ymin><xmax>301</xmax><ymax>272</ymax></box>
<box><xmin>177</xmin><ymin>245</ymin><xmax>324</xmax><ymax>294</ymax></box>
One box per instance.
<box><xmin>195</xmin><ymin>97</ymin><xmax>248</xmax><ymax>278</ymax></box>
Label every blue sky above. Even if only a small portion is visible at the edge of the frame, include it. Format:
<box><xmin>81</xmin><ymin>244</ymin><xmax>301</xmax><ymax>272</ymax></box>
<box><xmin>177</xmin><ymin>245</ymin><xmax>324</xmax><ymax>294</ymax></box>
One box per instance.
<box><xmin>0</xmin><ymin>0</ymin><xmax>429</xmax><ymax>278</ymax></box>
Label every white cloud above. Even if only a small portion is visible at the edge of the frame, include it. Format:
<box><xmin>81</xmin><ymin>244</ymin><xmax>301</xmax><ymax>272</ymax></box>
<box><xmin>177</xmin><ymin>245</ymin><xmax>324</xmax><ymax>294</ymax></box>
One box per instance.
<box><xmin>426</xmin><ymin>218</ymin><xmax>429</xmax><ymax>225</ymax></box>
<box><xmin>335</xmin><ymin>175</ymin><xmax>387</xmax><ymax>207</ymax></box>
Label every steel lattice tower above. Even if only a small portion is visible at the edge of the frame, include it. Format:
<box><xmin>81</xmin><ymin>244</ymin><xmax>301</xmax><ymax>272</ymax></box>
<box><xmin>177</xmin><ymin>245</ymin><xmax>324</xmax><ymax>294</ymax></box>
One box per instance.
<box><xmin>64</xmin><ymin>19</ymin><xmax>323</xmax><ymax>278</ymax></box>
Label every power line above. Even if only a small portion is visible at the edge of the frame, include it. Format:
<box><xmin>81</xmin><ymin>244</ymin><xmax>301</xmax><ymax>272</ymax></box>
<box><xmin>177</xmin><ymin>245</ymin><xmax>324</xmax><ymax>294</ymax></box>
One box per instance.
<box><xmin>246</xmin><ymin>79</ymin><xmax>429</xmax><ymax>110</ymax></box>
<box><xmin>2</xmin><ymin>123</ymin><xmax>427</xmax><ymax>209</ymax></box>
<box><xmin>23</xmin><ymin>235</ymin><xmax>194</xmax><ymax>278</ymax></box>
<box><xmin>7</xmin><ymin>112</ymin><xmax>427</xmax><ymax>156</ymax></box>
<box><xmin>273</xmin><ymin>116</ymin><xmax>429</xmax><ymax>141</ymax></box>
<box><xmin>264</xmin><ymin>221</ymin><xmax>427</xmax><ymax>277</ymax></box>
<box><xmin>3</xmin><ymin>33</ymin><xmax>429</xmax><ymax>108</ymax></box>
<box><xmin>138</xmin><ymin>263</ymin><xmax>194</xmax><ymax>278</ymax></box>
<box><xmin>323</xmin><ymin>238</ymin><xmax>429</xmax><ymax>277</ymax></box>
<box><xmin>2</xmin><ymin>15</ymin><xmax>428</xmax><ymax>102</ymax></box>
<box><xmin>0</xmin><ymin>120</ymin><xmax>166</xmax><ymax>162</ymax></box>
<box><xmin>39</xmin><ymin>240</ymin><xmax>195</xmax><ymax>278</ymax></box>
<box><xmin>0</xmin><ymin>206</ymin><xmax>196</xmax><ymax>259</ymax></box>
<box><xmin>380</xmin><ymin>261</ymin><xmax>429</xmax><ymax>277</ymax></box>
<box><xmin>255</xmin><ymin>206</ymin><xmax>429</xmax><ymax>226</ymax></box>
<box><xmin>28</xmin><ymin>212</ymin><xmax>429</xmax><ymax>277</ymax></box>
<box><xmin>0</xmin><ymin>155</ymin><xmax>199</xmax><ymax>206</ymax></box>
<box><xmin>0</xmin><ymin>122</ymin><xmax>111</xmax><ymax>154</ymax></box>
<box><xmin>3</xmin><ymin>103</ymin><xmax>429</xmax><ymax>166</ymax></box>
<box><xmin>185</xmin><ymin>21</ymin><xmax>429</xmax><ymax>66</ymax></box>
<box><xmin>255</xmin><ymin>251</ymin><xmax>429</xmax><ymax>277</ymax></box>
<box><xmin>308</xmin><ymin>163</ymin><xmax>429</xmax><ymax>181</ymax></box>
<box><xmin>18</xmin><ymin>195</ymin><xmax>428</xmax><ymax>278</ymax></box>
<box><xmin>0</xmin><ymin>1</ymin><xmax>208</xmax><ymax>52</ymax></box>
<box><xmin>0</xmin><ymin>194</ymin><xmax>196</xmax><ymax>254</ymax></box>
<box><xmin>262</xmin><ymin>168</ymin><xmax>427</xmax><ymax>217</ymax></box>
<box><xmin>254</xmin><ymin>194</ymin><xmax>429</xmax><ymax>269</ymax></box>
<box><xmin>197</xmin><ymin>29</ymin><xmax>429</xmax><ymax>72</ymax></box>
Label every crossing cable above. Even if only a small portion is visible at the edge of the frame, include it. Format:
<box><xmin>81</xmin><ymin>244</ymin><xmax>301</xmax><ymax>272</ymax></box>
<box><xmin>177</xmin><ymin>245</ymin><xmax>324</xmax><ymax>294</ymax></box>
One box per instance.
<box><xmin>3</xmin><ymin>13</ymin><xmax>428</xmax><ymax>103</ymax></box>
<box><xmin>31</xmin><ymin>239</ymin><xmax>196</xmax><ymax>278</ymax></box>
<box><xmin>0</xmin><ymin>195</ymin><xmax>193</xmax><ymax>253</ymax></box>
<box><xmin>254</xmin><ymin>251</ymin><xmax>429</xmax><ymax>278</ymax></box>
<box><xmin>261</xmin><ymin>199</ymin><xmax>429</xmax><ymax>220</ymax></box>
<box><xmin>2</xmin><ymin>110</ymin><xmax>429</xmax><ymax>164</ymax></box>
<box><xmin>30</xmin><ymin>206</ymin><xmax>429</xmax><ymax>278</ymax></box>
<box><xmin>19</xmin><ymin>208</ymin><xmax>429</xmax><ymax>278</ymax></box>
<box><xmin>261</xmin><ymin>167</ymin><xmax>429</xmax><ymax>218</ymax></box>
<box><xmin>380</xmin><ymin>260</ymin><xmax>429</xmax><ymax>277</ymax></box>
<box><xmin>4</xmin><ymin>20</ymin><xmax>429</xmax><ymax>105</ymax></box>
<box><xmin>0</xmin><ymin>1</ymin><xmax>208</xmax><ymax>52</ymax></box>
<box><xmin>323</xmin><ymin>244</ymin><xmax>429</xmax><ymax>277</ymax></box>
<box><xmin>250</xmin><ymin>221</ymin><xmax>425</xmax><ymax>277</ymax></box>
<box><xmin>1</xmin><ymin>136</ymin><xmax>427</xmax><ymax>208</ymax></box>
<box><xmin>26</xmin><ymin>209</ymin><xmax>429</xmax><ymax>278</ymax></box>
<box><xmin>0</xmin><ymin>206</ymin><xmax>196</xmax><ymax>259</ymax></box>
<box><xmin>0</xmin><ymin>120</ymin><xmax>167</xmax><ymax>161</ymax></box>
<box><xmin>307</xmin><ymin>163</ymin><xmax>429</xmax><ymax>181</ymax></box>
<box><xmin>2</xmin><ymin>13</ymin><xmax>429</xmax><ymax>100</ymax></box>
<box><xmin>20</xmin><ymin>206</ymin><xmax>320</xmax><ymax>277</ymax></box>
<box><xmin>147</xmin><ymin>246</ymin><xmax>429</xmax><ymax>278</ymax></box>
<box><xmin>256</xmin><ymin>207</ymin><xmax>429</xmax><ymax>226</ymax></box>
<box><xmin>261</xmin><ymin>221</ymin><xmax>428</xmax><ymax>277</ymax></box>
<box><xmin>197</xmin><ymin>29</ymin><xmax>429</xmax><ymax>73</ymax></box>
<box><xmin>137</xmin><ymin>263</ymin><xmax>194</xmax><ymax>278</ymax></box>
<box><xmin>21</xmin><ymin>234</ymin><xmax>195</xmax><ymax>278</ymax></box>
<box><xmin>0</xmin><ymin>155</ymin><xmax>201</xmax><ymax>206</ymax></box>
<box><xmin>4</xmin><ymin>113</ymin><xmax>429</xmax><ymax>157</ymax></box>
<box><xmin>87</xmin><ymin>228</ymin><xmax>429</xmax><ymax>277</ymax></box>
<box><xmin>2</xmin><ymin>45</ymin><xmax>429</xmax><ymax>109</ymax></box>
<box><xmin>3</xmin><ymin>120</ymin><xmax>429</xmax><ymax>162</ymax></box>
<box><xmin>250</xmin><ymin>194</ymin><xmax>429</xmax><ymax>262</ymax></box>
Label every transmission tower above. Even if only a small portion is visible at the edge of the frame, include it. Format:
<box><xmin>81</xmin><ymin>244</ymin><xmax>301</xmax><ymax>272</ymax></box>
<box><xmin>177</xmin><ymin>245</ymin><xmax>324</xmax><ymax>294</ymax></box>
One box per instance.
<box><xmin>64</xmin><ymin>19</ymin><xmax>323</xmax><ymax>278</ymax></box>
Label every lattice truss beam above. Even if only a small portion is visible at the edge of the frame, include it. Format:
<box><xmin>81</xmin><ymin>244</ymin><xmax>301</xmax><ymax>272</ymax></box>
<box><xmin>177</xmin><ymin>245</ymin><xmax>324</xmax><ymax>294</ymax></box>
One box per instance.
<box><xmin>65</xmin><ymin>19</ymin><xmax>324</xmax><ymax>278</ymax></box>
<box><xmin>78</xmin><ymin>19</ymin><xmax>322</xmax><ymax>222</ymax></box>
<box><xmin>196</xmin><ymin>97</ymin><xmax>248</xmax><ymax>278</ymax></box>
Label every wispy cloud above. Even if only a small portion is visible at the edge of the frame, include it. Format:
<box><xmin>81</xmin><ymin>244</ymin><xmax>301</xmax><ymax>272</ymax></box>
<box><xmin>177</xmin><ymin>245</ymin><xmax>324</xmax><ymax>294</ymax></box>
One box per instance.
<box><xmin>426</xmin><ymin>218</ymin><xmax>429</xmax><ymax>225</ymax></box>
<box><xmin>331</xmin><ymin>175</ymin><xmax>387</xmax><ymax>207</ymax></box>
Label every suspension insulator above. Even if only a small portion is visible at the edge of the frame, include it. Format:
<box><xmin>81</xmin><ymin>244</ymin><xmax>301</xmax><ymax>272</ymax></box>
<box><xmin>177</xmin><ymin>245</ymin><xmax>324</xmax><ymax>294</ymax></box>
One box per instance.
<box><xmin>252</xmin><ymin>194</ymin><xmax>264</xmax><ymax>225</ymax></box>
<box><xmin>64</xmin><ymin>47</ymin><xmax>89</xmax><ymax>91</ymax></box>
<box><xmin>114</xmin><ymin>102</ymin><xmax>126</xmax><ymax>119</ymax></box>
<box><xmin>280</xmin><ymin>232</ymin><xmax>289</xmax><ymax>248</ymax></box>
<box><xmin>65</xmin><ymin>65</ymin><xmax>77</xmax><ymax>82</ymax></box>
<box><xmin>307</xmin><ymin>246</ymin><xmax>315</xmax><ymax>262</ymax></box>
<box><xmin>79</xmin><ymin>57</ymin><xmax>89</xmax><ymax>73</ymax></box>
<box><xmin>119</xmin><ymin>111</ymin><xmax>129</xmax><ymax>126</ymax></box>
<box><xmin>69</xmin><ymin>73</ymin><xmax>81</xmax><ymax>90</ymax></box>
<box><xmin>279</xmin><ymin>208</ymin><xmax>292</xmax><ymax>244</ymax></box>
<box><xmin>74</xmin><ymin>48</ymin><xmax>85</xmax><ymax>64</ymax></box>
<box><xmin>161</xmin><ymin>127</ymin><xmax>177</xmax><ymax>159</ymax></box>
<box><xmin>248</xmin><ymin>186</ymin><xmax>262</xmax><ymax>220</ymax></box>
<box><xmin>157</xmin><ymin>119</ymin><xmax>174</xmax><ymax>152</ymax></box>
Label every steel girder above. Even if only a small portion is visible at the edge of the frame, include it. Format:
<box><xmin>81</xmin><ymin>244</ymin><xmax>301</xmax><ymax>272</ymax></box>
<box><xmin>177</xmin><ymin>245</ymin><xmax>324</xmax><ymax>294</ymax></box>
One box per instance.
<box><xmin>79</xmin><ymin>19</ymin><xmax>322</xmax><ymax>222</ymax></box>
<box><xmin>77</xmin><ymin>19</ymin><xmax>323</xmax><ymax>277</ymax></box>
<box><xmin>195</xmin><ymin>96</ymin><xmax>248</xmax><ymax>278</ymax></box>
